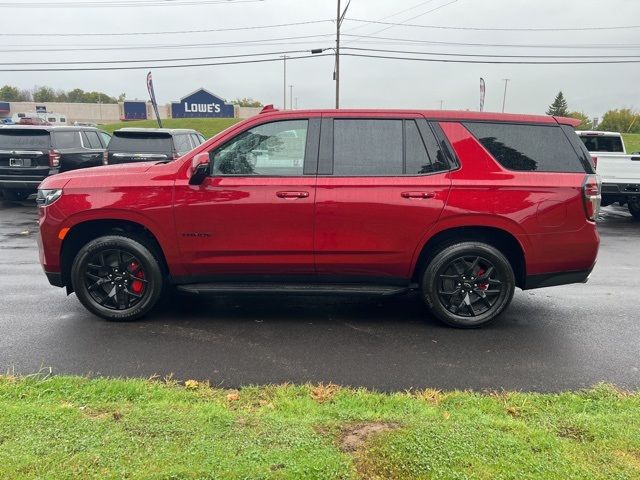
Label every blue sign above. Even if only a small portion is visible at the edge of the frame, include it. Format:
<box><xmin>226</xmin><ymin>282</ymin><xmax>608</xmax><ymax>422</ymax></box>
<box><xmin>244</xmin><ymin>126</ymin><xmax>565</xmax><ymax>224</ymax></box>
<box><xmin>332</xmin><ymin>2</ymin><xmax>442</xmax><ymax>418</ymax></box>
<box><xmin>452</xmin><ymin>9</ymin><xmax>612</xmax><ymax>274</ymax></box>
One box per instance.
<box><xmin>123</xmin><ymin>101</ymin><xmax>147</xmax><ymax>120</ymax></box>
<box><xmin>0</xmin><ymin>102</ymin><xmax>9</xmax><ymax>113</ymax></box>
<box><xmin>171</xmin><ymin>88</ymin><xmax>234</xmax><ymax>118</ymax></box>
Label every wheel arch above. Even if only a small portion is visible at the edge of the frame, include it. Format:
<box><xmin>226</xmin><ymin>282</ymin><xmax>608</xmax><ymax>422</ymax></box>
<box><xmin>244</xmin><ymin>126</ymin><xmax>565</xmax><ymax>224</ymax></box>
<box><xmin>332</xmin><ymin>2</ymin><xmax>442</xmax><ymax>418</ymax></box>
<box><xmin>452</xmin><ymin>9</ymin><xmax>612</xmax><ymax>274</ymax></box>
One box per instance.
<box><xmin>60</xmin><ymin>218</ymin><xmax>170</xmax><ymax>292</ymax></box>
<box><xmin>411</xmin><ymin>225</ymin><xmax>526</xmax><ymax>289</ymax></box>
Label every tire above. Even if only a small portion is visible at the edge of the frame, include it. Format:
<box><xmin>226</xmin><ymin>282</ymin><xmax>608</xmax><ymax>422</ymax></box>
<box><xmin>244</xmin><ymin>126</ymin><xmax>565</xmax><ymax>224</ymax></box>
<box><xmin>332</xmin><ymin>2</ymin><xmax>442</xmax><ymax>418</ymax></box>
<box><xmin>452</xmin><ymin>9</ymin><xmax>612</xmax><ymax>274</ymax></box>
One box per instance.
<box><xmin>70</xmin><ymin>234</ymin><xmax>164</xmax><ymax>321</ymax></box>
<box><xmin>628</xmin><ymin>201</ymin><xmax>640</xmax><ymax>221</ymax></box>
<box><xmin>421</xmin><ymin>241</ymin><xmax>515</xmax><ymax>328</ymax></box>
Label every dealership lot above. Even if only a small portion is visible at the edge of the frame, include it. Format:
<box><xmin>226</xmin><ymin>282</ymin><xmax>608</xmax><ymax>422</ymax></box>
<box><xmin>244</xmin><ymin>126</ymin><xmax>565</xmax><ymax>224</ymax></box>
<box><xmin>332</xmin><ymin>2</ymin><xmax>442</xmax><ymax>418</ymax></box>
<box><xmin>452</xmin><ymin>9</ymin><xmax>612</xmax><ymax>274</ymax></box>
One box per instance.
<box><xmin>0</xmin><ymin>199</ymin><xmax>638</xmax><ymax>392</ymax></box>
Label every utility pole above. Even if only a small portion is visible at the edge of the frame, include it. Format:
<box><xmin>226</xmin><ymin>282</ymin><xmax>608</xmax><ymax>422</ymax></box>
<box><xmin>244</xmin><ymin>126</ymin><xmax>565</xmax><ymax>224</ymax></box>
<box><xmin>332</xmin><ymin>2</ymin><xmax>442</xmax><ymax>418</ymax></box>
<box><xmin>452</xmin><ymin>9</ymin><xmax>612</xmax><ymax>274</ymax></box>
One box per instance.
<box><xmin>501</xmin><ymin>78</ymin><xmax>510</xmax><ymax>113</ymax></box>
<box><xmin>294</xmin><ymin>97</ymin><xmax>298</xmax><ymax>110</ymax></box>
<box><xmin>439</xmin><ymin>100</ymin><xmax>444</xmax><ymax>110</ymax></box>
<box><xmin>281</xmin><ymin>55</ymin><xmax>288</xmax><ymax>109</ymax></box>
<box><xmin>289</xmin><ymin>85</ymin><xmax>294</xmax><ymax>110</ymax></box>
<box><xmin>335</xmin><ymin>0</ymin><xmax>351</xmax><ymax>109</ymax></box>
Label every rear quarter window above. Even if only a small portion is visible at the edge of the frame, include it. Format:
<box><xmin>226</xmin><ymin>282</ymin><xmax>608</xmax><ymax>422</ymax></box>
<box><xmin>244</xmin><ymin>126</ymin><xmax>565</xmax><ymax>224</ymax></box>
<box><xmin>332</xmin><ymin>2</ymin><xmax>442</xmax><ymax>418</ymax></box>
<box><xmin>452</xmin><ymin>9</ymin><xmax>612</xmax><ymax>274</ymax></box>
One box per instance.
<box><xmin>53</xmin><ymin>131</ymin><xmax>82</xmax><ymax>149</ymax></box>
<box><xmin>463</xmin><ymin>122</ymin><xmax>587</xmax><ymax>173</ymax></box>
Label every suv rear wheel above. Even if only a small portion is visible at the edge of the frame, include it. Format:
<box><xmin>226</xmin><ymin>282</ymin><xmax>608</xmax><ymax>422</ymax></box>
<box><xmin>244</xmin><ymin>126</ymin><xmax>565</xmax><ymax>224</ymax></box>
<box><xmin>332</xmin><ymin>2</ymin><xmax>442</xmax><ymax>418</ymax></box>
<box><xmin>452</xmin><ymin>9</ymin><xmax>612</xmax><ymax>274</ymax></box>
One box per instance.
<box><xmin>628</xmin><ymin>200</ymin><xmax>640</xmax><ymax>221</ymax></box>
<box><xmin>70</xmin><ymin>234</ymin><xmax>164</xmax><ymax>321</ymax></box>
<box><xmin>421</xmin><ymin>241</ymin><xmax>515</xmax><ymax>328</ymax></box>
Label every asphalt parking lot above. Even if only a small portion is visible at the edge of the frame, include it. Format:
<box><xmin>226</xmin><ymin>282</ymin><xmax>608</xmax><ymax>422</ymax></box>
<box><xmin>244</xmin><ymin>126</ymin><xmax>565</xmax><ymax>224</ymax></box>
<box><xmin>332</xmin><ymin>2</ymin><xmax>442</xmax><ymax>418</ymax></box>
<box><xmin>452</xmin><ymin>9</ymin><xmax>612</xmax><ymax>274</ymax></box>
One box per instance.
<box><xmin>0</xmin><ymin>199</ymin><xmax>638</xmax><ymax>392</ymax></box>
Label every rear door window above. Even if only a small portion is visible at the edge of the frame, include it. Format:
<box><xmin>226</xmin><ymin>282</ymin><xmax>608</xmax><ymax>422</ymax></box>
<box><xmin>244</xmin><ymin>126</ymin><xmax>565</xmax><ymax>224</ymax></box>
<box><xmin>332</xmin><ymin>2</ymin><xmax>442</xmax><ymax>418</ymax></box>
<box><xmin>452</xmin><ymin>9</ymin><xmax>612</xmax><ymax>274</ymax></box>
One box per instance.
<box><xmin>463</xmin><ymin>122</ymin><xmax>586</xmax><ymax>173</ymax></box>
<box><xmin>333</xmin><ymin>119</ymin><xmax>403</xmax><ymax>175</ymax></box>
<box><xmin>53</xmin><ymin>131</ymin><xmax>82</xmax><ymax>149</ymax></box>
<box><xmin>109</xmin><ymin>134</ymin><xmax>173</xmax><ymax>153</ymax></box>
<box><xmin>0</xmin><ymin>130</ymin><xmax>51</xmax><ymax>149</ymax></box>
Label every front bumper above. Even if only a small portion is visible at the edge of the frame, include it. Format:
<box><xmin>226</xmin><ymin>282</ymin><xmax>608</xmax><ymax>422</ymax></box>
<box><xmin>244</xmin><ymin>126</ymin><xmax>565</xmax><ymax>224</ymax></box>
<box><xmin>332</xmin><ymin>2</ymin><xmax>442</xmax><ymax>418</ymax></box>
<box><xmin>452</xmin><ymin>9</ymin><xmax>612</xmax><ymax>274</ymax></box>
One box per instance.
<box><xmin>45</xmin><ymin>271</ymin><xmax>64</xmax><ymax>287</ymax></box>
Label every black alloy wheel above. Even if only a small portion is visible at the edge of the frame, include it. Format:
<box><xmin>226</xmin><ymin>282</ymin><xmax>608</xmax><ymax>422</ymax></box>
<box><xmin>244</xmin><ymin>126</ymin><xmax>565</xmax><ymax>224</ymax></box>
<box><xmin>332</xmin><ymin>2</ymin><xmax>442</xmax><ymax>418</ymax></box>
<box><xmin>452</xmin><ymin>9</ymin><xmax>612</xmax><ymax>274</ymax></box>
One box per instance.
<box><xmin>421</xmin><ymin>242</ymin><xmax>515</xmax><ymax>328</ymax></box>
<box><xmin>71</xmin><ymin>235</ymin><xmax>163</xmax><ymax>321</ymax></box>
<box><xmin>83</xmin><ymin>248</ymin><xmax>148</xmax><ymax>311</ymax></box>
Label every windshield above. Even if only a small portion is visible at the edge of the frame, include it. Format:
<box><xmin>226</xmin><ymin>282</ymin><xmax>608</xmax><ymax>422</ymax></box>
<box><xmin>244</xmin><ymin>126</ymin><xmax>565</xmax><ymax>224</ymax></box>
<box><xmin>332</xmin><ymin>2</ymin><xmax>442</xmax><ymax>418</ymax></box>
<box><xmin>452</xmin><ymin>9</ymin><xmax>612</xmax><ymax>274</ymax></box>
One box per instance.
<box><xmin>0</xmin><ymin>130</ymin><xmax>50</xmax><ymax>149</ymax></box>
<box><xmin>579</xmin><ymin>135</ymin><xmax>624</xmax><ymax>153</ymax></box>
<box><xmin>109</xmin><ymin>133</ymin><xmax>173</xmax><ymax>153</ymax></box>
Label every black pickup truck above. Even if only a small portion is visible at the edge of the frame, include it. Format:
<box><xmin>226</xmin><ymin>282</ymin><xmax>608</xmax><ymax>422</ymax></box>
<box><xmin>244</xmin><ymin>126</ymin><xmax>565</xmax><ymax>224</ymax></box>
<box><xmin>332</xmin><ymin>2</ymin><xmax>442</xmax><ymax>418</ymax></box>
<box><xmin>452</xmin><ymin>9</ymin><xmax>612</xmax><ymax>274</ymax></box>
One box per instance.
<box><xmin>0</xmin><ymin>125</ymin><xmax>111</xmax><ymax>200</ymax></box>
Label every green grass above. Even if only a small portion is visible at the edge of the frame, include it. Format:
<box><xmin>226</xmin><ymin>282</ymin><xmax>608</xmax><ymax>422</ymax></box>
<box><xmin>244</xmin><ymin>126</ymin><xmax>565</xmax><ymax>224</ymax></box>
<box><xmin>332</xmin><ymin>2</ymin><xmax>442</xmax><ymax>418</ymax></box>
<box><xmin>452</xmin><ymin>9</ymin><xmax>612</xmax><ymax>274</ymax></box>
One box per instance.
<box><xmin>99</xmin><ymin>118</ymin><xmax>242</xmax><ymax>139</ymax></box>
<box><xmin>622</xmin><ymin>133</ymin><xmax>640</xmax><ymax>154</ymax></box>
<box><xmin>0</xmin><ymin>376</ymin><xmax>639</xmax><ymax>479</ymax></box>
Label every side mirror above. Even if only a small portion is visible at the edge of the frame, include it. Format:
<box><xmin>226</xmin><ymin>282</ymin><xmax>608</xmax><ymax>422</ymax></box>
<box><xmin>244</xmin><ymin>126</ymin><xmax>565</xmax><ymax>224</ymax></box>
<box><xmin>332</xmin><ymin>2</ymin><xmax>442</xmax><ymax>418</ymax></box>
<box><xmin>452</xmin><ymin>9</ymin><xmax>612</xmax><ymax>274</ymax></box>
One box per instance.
<box><xmin>189</xmin><ymin>152</ymin><xmax>210</xmax><ymax>186</ymax></box>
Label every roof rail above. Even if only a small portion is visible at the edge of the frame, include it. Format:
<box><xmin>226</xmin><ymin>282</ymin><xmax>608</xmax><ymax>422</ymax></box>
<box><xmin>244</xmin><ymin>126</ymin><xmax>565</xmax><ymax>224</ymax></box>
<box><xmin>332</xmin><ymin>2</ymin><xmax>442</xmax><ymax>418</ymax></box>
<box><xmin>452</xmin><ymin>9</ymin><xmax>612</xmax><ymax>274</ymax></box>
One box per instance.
<box><xmin>260</xmin><ymin>104</ymin><xmax>278</xmax><ymax>114</ymax></box>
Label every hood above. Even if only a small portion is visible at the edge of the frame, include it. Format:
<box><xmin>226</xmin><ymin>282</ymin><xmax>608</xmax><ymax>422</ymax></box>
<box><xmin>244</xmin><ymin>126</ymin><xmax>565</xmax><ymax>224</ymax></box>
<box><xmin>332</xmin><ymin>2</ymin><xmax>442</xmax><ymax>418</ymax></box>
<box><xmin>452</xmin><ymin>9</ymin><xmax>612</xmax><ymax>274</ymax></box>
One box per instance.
<box><xmin>39</xmin><ymin>162</ymin><xmax>158</xmax><ymax>189</ymax></box>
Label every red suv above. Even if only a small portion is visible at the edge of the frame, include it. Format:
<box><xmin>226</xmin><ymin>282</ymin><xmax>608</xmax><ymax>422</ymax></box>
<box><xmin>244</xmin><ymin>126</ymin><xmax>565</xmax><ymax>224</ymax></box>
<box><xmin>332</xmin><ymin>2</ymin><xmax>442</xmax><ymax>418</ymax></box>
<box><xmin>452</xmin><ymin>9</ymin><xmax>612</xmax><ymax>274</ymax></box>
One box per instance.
<box><xmin>36</xmin><ymin>108</ymin><xmax>600</xmax><ymax>328</ymax></box>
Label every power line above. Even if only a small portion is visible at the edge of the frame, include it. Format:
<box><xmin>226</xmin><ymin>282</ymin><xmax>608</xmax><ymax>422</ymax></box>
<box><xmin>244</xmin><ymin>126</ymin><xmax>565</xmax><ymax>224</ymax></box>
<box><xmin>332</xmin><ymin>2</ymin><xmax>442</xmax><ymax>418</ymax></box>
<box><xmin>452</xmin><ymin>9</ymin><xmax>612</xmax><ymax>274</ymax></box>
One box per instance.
<box><xmin>351</xmin><ymin>0</ymin><xmax>458</xmax><ymax>40</ymax></box>
<box><xmin>0</xmin><ymin>53</ymin><xmax>333</xmax><ymax>72</ymax></box>
<box><xmin>0</xmin><ymin>19</ymin><xmax>333</xmax><ymax>37</ymax></box>
<box><xmin>346</xmin><ymin>17</ymin><xmax>640</xmax><ymax>31</ymax></box>
<box><xmin>0</xmin><ymin>0</ymin><xmax>263</xmax><ymax>7</ymax></box>
<box><xmin>343</xmin><ymin>46</ymin><xmax>640</xmax><ymax>59</ymax></box>
<box><xmin>0</xmin><ymin>49</ymin><xmax>331</xmax><ymax>65</ymax></box>
<box><xmin>0</xmin><ymin>34</ymin><xmax>335</xmax><ymax>53</ymax></box>
<box><xmin>342</xmin><ymin>52</ymin><xmax>640</xmax><ymax>64</ymax></box>
<box><xmin>341</xmin><ymin>33</ymin><xmax>640</xmax><ymax>50</ymax></box>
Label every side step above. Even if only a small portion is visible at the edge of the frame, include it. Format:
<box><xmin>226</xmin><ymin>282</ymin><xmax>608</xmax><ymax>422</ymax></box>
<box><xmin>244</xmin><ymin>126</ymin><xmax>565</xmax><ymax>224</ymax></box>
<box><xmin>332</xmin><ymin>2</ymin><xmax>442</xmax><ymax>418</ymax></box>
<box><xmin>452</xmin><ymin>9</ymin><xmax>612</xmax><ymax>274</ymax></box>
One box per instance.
<box><xmin>176</xmin><ymin>282</ymin><xmax>413</xmax><ymax>296</ymax></box>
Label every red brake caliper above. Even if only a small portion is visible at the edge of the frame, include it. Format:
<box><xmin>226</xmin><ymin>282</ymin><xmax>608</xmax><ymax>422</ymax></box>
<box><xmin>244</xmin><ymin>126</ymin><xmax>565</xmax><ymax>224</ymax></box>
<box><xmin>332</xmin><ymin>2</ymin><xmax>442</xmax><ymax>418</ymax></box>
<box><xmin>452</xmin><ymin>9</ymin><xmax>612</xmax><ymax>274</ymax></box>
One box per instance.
<box><xmin>476</xmin><ymin>268</ymin><xmax>489</xmax><ymax>291</ymax></box>
<box><xmin>129</xmin><ymin>261</ymin><xmax>145</xmax><ymax>294</ymax></box>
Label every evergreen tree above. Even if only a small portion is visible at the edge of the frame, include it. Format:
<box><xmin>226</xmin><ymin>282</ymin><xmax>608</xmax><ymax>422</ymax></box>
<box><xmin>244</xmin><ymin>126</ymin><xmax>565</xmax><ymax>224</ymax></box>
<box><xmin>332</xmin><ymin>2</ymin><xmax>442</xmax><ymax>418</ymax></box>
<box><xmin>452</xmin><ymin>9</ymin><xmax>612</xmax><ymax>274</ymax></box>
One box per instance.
<box><xmin>546</xmin><ymin>91</ymin><xmax>569</xmax><ymax>116</ymax></box>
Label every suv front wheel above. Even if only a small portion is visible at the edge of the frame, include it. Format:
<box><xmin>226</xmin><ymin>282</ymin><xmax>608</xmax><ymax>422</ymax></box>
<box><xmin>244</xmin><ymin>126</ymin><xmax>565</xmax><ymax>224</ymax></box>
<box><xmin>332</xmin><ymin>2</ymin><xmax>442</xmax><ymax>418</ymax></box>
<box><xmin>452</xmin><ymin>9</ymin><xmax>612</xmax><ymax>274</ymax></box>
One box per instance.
<box><xmin>71</xmin><ymin>234</ymin><xmax>164</xmax><ymax>321</ymax></box>
<box><xmin>421</xmin><ymin>241</ymin><xmax>515</xmax><ymax>328</ymax></box>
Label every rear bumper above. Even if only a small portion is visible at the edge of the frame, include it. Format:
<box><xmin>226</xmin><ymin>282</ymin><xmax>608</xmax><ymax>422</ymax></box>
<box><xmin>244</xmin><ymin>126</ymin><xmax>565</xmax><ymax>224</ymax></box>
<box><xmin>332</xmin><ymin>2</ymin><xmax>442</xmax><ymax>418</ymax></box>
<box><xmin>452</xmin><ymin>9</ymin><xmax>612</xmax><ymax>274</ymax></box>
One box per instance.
<box><xmin>524</xmin><ymin>266</ymin><xmax>594</xmax><ymax>290</ymax></box>
<box><xmin>0</xmin><ymin>170</ymin><xmax>55</xmax><ymax>192</ymax></box>
<box><xmin>45</xmin><ymin>271</ymin><xmax>64</xmax><ymax>287</ymax></box>
<box><xmin>601</xmin><ymin>182</ymin><xmax>640</xmax><ymax>204</ymax></box>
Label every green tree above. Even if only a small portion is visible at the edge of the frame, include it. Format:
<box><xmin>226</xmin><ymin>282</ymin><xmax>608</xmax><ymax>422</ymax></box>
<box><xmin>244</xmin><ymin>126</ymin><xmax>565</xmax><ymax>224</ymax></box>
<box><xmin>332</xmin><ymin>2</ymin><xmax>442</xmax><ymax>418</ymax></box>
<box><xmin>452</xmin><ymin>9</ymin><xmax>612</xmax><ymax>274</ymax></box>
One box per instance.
<box><xmin>598</xmin><ymin>108</ymin><xmax>640</xmax><ymax>133</ymax></box>
<box><xmin>232</xmin><ymin>97</ymin><xmax>263</xmax><ymax>108</ymax></box>
<box><xmin>33</xmin><ymin>86</ymin><xmax>58</xmax><ymax>102</ymax></box>
<box><xmin>568</xmin><ymin>111</ymin><xmax>593</xmax><ymax>130</ymax></box>
<box><xmin>117</xmin><ymin>92</ymin><xmax>127</xmax><ymax>102</ymax></box>
<box><xmin>0</xmin><ymin>85</ymin><xmax>30</xmax><ymax>101</ymax></box>
<box><xmin>546</xmin><ymin>91</ymin><xmax>569</xmax><ymax>116</ymax></box>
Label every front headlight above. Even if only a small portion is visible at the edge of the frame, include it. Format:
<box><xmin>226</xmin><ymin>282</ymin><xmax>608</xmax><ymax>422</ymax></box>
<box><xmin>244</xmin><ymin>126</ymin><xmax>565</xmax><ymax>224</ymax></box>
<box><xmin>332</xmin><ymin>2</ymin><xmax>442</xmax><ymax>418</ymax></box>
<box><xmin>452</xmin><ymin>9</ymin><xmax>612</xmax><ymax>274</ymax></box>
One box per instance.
<box><xmin>36</xmin><ymin>189</ymin><xmax>63</xmax><ymax>207</ymax></box>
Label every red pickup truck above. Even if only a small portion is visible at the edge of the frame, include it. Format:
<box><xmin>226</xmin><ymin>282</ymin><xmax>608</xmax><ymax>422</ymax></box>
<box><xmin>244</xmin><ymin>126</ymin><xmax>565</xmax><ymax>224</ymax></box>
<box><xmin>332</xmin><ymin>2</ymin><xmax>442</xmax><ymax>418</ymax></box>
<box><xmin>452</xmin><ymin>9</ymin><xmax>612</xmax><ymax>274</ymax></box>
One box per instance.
<box><xmin>36</xmin><ymin>108</ymin><xmax>600</xmax><ymax>328</ymax></box>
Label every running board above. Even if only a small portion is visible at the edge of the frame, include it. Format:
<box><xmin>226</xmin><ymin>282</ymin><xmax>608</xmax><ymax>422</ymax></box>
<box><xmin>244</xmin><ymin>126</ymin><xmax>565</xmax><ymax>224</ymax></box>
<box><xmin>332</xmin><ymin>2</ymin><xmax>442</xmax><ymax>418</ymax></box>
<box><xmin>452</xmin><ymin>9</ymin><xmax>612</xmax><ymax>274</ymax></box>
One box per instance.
<box><xmin>176</xmin><ymin>282</ymin><xmax>413</xmax><ymax>296</ymax></box>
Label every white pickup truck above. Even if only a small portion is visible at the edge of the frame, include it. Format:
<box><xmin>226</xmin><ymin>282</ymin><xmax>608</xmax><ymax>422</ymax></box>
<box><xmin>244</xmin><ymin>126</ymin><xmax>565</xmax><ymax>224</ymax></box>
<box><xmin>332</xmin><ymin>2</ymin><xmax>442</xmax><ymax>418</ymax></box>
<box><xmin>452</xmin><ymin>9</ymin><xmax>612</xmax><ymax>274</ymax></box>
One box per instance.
<box><xmin>577</xmin><ymin>130</ymin><xmax>640</xmax><ymax>220</ymax></box>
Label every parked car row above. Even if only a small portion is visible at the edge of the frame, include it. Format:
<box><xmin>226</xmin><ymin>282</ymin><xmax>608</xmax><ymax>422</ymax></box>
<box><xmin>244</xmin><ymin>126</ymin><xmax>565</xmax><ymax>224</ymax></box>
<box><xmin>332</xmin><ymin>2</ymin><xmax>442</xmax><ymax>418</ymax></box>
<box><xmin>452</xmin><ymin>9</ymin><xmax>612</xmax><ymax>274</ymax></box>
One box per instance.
<box><xmin>0</xmin><ymin>125</ymin><xmax>206</xmax><ymax>200</ymax></box>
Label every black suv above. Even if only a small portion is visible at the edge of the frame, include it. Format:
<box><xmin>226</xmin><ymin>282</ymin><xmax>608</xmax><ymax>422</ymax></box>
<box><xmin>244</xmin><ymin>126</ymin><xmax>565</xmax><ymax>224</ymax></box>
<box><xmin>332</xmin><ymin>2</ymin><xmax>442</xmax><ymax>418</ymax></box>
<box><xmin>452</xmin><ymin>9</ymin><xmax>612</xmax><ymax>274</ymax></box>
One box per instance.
<box><xmin>0</xmin><ymin>125</ymin><xmax>111</xmax><ymax>200</ymax></box>
<box><xmin>104</xmin><ymin>128</ymin><xmax>206</xmax><ymax>165</ymax></box>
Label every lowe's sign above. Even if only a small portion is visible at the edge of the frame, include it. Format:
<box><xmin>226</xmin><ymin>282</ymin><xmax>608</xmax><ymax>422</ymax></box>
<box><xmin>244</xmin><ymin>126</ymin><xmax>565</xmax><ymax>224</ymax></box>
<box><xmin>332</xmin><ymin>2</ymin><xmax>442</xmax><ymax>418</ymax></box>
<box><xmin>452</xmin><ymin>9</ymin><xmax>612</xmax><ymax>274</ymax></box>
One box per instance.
<box><xmin>171</xmin><ymin>88</ymin><xmax>234</xmax><ymax>118</ymax></box>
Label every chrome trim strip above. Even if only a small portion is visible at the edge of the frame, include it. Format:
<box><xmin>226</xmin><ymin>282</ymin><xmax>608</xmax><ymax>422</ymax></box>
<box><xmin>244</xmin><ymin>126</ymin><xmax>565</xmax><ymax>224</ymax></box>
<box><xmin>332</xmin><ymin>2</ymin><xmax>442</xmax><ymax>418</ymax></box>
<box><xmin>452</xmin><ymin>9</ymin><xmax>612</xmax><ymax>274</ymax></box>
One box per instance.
<box><xmin>0</xmin><ymin>150</ymin><xmax>45</xmax><ymax>155</ymax></box>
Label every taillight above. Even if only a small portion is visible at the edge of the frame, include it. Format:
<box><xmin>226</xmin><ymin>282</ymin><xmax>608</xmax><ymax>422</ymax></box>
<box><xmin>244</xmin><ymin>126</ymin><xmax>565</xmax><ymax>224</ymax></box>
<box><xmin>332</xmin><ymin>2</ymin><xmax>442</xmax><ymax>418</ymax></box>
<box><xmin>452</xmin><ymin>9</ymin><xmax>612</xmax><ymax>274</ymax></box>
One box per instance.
<box><xmin>102</xmin><ymin>151</ymin><xmax>109</xmax><ymax>165</ymax></box>
<box><xmin>48</xmin><ymin>149</ymin><xmax>60</xmax><ymax>167</ymax></box>
<box><xmin>583</xmin><ymin>174</ymin><xmax>601</xmax><ymax>222</ymax></box>
<box><xmin>591</xmin><ymin>156</ymin><xmax>598</xmax><ymax>170</ymax></box>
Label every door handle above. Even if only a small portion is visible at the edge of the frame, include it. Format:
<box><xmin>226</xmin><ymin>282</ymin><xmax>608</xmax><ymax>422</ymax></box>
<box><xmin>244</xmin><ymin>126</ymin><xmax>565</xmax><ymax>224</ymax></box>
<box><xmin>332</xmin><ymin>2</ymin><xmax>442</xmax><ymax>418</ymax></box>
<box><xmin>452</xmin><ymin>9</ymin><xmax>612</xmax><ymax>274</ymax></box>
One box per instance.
<box><xmin>401</xmin><ymin>191</ymin><xmax>436</xmax><ymax>199</ymax></box>
<box><xmin>276</xmin><ymin>191</ymin><xmax>309</xmax><ymax>199</ymax></box>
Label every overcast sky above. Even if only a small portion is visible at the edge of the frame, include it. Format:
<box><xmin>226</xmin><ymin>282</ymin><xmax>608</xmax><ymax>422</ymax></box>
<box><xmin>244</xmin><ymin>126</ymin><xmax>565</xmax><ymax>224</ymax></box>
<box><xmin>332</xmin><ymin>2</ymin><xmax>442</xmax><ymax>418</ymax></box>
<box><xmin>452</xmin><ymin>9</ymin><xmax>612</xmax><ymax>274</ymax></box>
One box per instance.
<box><xmin>0</xmin><ymin>0</ymin><xmax>638</xmax><ymax>119</ymax></box>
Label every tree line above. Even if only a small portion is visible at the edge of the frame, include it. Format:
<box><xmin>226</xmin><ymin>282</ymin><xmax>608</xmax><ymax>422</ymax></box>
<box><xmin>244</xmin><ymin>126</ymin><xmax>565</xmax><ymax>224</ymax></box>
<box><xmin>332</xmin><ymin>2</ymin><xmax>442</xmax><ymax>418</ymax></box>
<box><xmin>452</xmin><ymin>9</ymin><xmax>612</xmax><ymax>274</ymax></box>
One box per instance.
<box><xmin>546</xmin><ymin>91</ymin><xmax>639</xmax><ymax>133</ymax></box>
<box><xmin>0</xmin><ymin>84</ymin><xmax>124</xmax><ymax>104</ymax></box>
